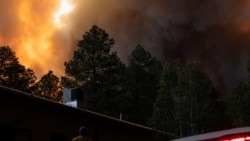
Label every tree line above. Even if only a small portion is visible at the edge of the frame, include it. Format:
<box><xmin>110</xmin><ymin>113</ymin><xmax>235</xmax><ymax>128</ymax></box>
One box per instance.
<box><xmin>1</xmin><ymin>25</ymin><xmax>250</xmax><ymax>140</ymax></box>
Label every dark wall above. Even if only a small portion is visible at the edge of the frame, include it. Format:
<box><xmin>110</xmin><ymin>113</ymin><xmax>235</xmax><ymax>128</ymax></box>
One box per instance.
<box><xmin>0</xmin><ymin>87</ymin><xmax>154</xmax><ymax>141</ymax></box>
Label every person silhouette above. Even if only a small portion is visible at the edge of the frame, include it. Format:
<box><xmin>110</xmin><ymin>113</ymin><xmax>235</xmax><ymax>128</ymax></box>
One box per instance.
<box><xmin>71</xmin><ymin>126</ymin><xmax>92</xmax><ymax>141</ymax></box>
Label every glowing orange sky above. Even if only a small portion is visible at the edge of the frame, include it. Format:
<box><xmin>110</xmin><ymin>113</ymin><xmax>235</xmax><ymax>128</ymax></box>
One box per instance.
<box><xmin>18</xmin><ymin>0</ymin><xmax>75</xmax><ymax>78</ymax></box>
<box><xmin>0</xmin><ymin>0</ymin><xmax>125</xmax><ymax>78</ymax></box>
<box><xmin>1</xmin><ymin>0</ymin><xmax>250</xmax><ymax>87</ymax></box>
<box><xmin>0</xmin><ymin>0</ymin><xmax>78</xmax><ymax>78</ymax></box>
<box><xmin>0</xmin><ymin>0</ymin><xmax>131</xmax><ymax>78</ymax></box>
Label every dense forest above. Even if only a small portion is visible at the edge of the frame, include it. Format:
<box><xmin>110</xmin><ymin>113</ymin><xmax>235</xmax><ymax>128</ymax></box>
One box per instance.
<box><xmin>1</xmin><ymin>25</ymin><xmax>250</xmax><ymax>140</ymax></box>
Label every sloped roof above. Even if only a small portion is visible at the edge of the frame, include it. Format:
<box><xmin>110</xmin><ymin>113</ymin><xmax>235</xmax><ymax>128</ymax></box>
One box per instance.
<box><xmin>0</xmin><ymin>85</ymin><xmax>152</xmax><ymax>132</ymax></box>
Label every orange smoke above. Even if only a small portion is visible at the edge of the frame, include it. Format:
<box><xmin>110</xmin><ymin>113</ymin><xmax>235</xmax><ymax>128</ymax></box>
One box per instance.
<box><xmin>2</xmin><ymin>0</ymin><xmax>250</xmax><ymax>91</ymax></box>
<box><xmin>0</xmin><ymin>0</ymin><xmax>76</xmax><ymax>78</ymax></box>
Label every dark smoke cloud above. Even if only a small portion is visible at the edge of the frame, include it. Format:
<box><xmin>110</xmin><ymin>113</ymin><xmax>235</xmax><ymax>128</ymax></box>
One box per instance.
<box><xmin>65</xmin><ymin>0</ymin><xmax>250</xmax><ymax>91</ymax></box>
<box><xmin>1</xmin><ymin>0</ymin><xmax>250</xmax><ymax>91</ymax></box>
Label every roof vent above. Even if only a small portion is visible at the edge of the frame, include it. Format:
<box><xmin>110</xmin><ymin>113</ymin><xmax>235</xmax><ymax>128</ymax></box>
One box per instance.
<box><xmin>63</xmin><ymin>88</ymin><xmax>86</xmax><ymax>109</ymax></box>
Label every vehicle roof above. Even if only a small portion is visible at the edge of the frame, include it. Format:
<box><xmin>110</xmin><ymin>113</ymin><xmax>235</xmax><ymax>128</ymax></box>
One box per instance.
<box><xmin>172</xmin><ymin>127</ymin><xmax>250</xmax><ymax>141</ymax></box>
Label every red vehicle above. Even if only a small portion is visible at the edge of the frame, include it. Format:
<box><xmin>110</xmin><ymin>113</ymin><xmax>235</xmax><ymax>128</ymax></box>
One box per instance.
<box><xmin>172</xmin><ymin>127</ymin><xmax>250</xmax><ymax>141</ymax></box>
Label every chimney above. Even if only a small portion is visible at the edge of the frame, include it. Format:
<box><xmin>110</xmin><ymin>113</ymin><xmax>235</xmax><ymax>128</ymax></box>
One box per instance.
<box><xmin>63</xmin><ymin>88</ymin><xmax>86</xmax><ymax>109</ymax></box>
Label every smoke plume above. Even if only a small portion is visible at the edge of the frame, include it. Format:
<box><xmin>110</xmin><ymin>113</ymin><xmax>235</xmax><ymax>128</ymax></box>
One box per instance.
<box><xmin>1</xmin><ymin>0</ymin><xmax>250</xmax><ymax>91</ymax></box>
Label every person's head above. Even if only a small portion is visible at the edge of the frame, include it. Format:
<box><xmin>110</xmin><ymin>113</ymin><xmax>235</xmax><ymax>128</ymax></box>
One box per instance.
<box><xmin>79</xmin><ymin>126</ymin><xmax>87</xmax><ymax>136</ymax></box>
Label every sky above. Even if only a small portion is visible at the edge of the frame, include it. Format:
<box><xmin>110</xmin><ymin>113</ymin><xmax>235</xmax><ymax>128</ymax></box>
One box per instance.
<box><xmin>1</xmin><ymin>0</ymin><xmax>250</xmax><ymax>91</ymax></box>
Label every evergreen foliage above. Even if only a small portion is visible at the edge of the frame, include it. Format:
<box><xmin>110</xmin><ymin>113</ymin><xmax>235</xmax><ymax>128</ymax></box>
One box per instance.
<box><xmin>34</xmin><ymin>70</ymin><xmax>62</xmax><ymax>101</ymax></box>
<box><xmin>0</xmin><ymin>46</ymin><xmax>37</xmax><ymax>93</ymax></box>
<box><xmin>1</xmin><ymin>25</ymin><xmax>250</xmax><ymax>138</ymax></box>
<box><xmin>151</xmin><ymin>60</ymin><xmax>222</xmax><ymax>139</ymax></box>
<box><xmin>63</xmin><ymin>25</ymin><xmax>125</xmax><ymax>116</ymax></box>
<box><xmin>225</xmin><ymin>60</ymin><xmax>250</xmax><ymax>127</ymax></box>
<box><xmin>121</xmin><ymin>45</ymin><xmax>163</xmax><ymax>126</ymax></box>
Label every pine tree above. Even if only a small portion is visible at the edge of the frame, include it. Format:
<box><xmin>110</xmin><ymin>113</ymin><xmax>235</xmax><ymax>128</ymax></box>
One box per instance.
<box><xmin>34</xmin><ymin>71</ymin><xmax>62</xmax><ymax>101</ymax></box>
<box><xmin>152</xmin><ymin>60</ymin><xmax>221</xmax><ymax>139</ymax></box>
<box><xmin>63</xmin><ymin>25</ymin><xmax>125</xmax><ymax>116</ymax></box>
<box><xmin>121</xmin><ymin>45</ymin><xmax>163</xmax><ymax>125</ymax></box>
<box><xmin>0</xmin><ymin>46</ymin><xmax>37</xmax><ymax>92</ymax></box>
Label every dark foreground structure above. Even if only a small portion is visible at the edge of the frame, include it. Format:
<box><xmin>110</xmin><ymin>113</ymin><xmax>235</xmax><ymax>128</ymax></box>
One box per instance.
<box><xmin>0</xmin><ymin>86</ymin><xmax>158</xmax><ymax>141</ymax></box>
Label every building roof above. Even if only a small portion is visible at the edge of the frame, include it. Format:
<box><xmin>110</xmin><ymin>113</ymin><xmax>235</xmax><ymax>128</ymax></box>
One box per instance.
<box><xmin>0</xmin><ymin>85</ymin><xmax>152</xmax><ymax>132</ymax></box>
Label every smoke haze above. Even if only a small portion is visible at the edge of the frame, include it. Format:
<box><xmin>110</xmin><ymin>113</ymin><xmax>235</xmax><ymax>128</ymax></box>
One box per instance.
<box><xmin>1</xmin><ymin>0</ymin><xmax>250</xmax><ymax>91</ymax></box>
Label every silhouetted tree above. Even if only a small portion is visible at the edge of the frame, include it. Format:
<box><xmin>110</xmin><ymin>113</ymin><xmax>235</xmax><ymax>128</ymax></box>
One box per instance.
<box><xmin>121</xmin><ymin>45</ymin><xmax>163</xmax><ymax>126</ymax></box>
<box><xmin>151</xmin><ymin>60</ymin><xmax>221</xmax><ymax>139</ymax></box>
<box><xmin>0</xmin><ymin>46</ymin><xmax>37</xmax><ymax>93</ymax></box>
<box><xmin>60</xmin><ymin>76</ymin><xmax>79</xmax><ymax>89</ymax></box>
<box><xmin>226</xmin><ymin>82</ymin><xmax>250</xmax><ymax>127</ymax></box>
<box><xmin>63</xmin><ymin>25</ymin><xmax>125</xmax><ymax>116</ymax></box>
<box><xmin>225</xmin><ymin>60</ymin><xmax>250</xmax><ymax>127</ymax></box>
<box><xmin>34</xmin><ymin>70</ymin><xmax>62</xmax><ymax>101</ymax></box>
